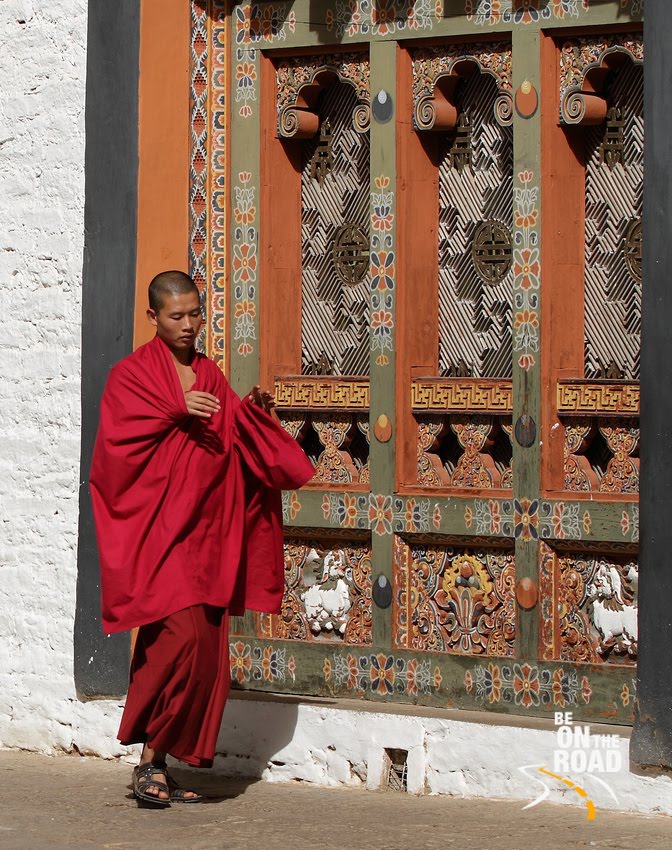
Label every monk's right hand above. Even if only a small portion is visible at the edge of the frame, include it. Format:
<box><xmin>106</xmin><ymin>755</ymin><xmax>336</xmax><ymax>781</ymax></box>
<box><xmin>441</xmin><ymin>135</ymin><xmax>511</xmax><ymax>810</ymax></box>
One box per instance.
<box><xmin>184</xmin><ymin>391</ymin><xmax>220</xmax><ymax>418</ymax></box>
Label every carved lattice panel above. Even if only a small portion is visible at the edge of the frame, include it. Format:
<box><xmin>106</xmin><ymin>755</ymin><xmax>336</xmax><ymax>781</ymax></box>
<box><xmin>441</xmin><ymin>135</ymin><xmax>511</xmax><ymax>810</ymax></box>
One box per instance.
<box><xmin>416</xmin><ymin>413</ymin><xmax>513</xmax><ymax>489</ymax></box>
<box><xmin>260</xmin><ymin>539</ymin><xmax>372</xmax><ymax>645</ymax></box>
<box><xmin>562</xmin><ymin>416</ymin><xmax>640</xmax><ymax>494</ymax></box>
<box><xmin>438</xmin><ymin>72</ymin><xmax>513</xmax><ymax>378</ymax></box>
<box><xmin>393</xmin><ymin>540</ymin><xmax>516</xmax><ymax>656</ymax></box>
<box><xmin>539</xmin><ymin>544</ymin><xmax>638</xmax><ymax>666</ymax></box>
<box><xmin>584</xmin><ymin>60</ymin><xmax>643</xmax><ymax>380</ymax></box>
<box><xmin>278</xmin><ymin>409</ymin><xmax>370</xmax><ymax>486</ymax></box>
<box><xmin>301</xmin><ymin>82</ymin><xmax>370</xmax><ymax>376</ymax></box>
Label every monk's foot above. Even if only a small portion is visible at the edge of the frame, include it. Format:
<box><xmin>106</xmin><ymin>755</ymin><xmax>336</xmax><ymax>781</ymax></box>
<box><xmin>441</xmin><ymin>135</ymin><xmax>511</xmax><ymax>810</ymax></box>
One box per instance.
<box><xmin>163</xmin><ymin>767</ymin><xmax>204</xmax><ymax>804</ymax></box>
<box><xmin>132</xmin><ymin>763</ymin><xmax>171</xmax><ymax>807</ymax></box>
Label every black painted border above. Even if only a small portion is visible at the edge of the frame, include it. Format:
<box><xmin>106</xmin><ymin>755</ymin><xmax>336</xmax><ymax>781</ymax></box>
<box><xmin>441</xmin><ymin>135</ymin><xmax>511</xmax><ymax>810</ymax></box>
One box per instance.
<box><xmin>74</xmin><ymin>1</ymin><xmax>140</xmax><ymax>698</ymax></box>
<box><xmin>631</xmin><ymin>0</ymin><xmax>672</xmax><ymax>769</ymax></box>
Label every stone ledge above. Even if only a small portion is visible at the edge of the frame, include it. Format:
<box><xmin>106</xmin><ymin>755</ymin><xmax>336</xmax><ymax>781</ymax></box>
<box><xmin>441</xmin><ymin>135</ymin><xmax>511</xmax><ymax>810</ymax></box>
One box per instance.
<box><xmin>229</xmin><ymin>688</ymin><xmax>631</xmax><ymax>737</ymax></box>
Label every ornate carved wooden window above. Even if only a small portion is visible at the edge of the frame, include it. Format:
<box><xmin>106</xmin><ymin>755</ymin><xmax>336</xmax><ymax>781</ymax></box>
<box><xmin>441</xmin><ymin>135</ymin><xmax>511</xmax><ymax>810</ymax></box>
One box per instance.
<box><xmin>584</xmin><ymin>61</ymin><xmax>643</xmax><ymax>381</ymax></box>
<box><xmin>276</xmin><ymin>55</ymin><xmax>371</xmax><ymax>377</ymax></box>
<box><xmin>412</xmin><ymin>44</ymin><xmax>514</xmax><ymax>379</ymax></box>
<box><xmin>559</xmin><ymin>36</ymin><xmax>644</xmax><ymax>381</ymax></box>
<box><xmin>301</xmin><ymin>80</ymin><xmax>370</xmax><ymax>376</ymax></box>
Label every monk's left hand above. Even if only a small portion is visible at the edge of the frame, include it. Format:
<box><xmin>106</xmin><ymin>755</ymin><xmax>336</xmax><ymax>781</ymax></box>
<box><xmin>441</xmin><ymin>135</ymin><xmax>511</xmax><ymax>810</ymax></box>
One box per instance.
<box><xmin>249</xmin><ymin>385</ymin><xmax>275</xmax><ymax>413</ymax></box>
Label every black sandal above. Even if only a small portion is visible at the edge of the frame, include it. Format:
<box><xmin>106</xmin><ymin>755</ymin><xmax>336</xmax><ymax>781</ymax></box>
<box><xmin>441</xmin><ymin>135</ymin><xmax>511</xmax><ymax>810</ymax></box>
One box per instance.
<box><xmin>132</xmin><ymin>763</ymin><xmax>171</xmax><ymax>808</ymax></box>
<box><xmin>164</xmin><ymin>768</ymin><xmax>204</xmax><ymax>804</ymax></box>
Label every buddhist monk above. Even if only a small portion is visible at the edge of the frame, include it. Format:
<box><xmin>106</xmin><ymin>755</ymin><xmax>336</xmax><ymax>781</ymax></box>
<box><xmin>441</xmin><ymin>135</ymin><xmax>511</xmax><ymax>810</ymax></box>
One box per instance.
<box><xmin>90</xmin><ymin>271</ymin><xmax>314</xmax><ymax>806</ymax></box>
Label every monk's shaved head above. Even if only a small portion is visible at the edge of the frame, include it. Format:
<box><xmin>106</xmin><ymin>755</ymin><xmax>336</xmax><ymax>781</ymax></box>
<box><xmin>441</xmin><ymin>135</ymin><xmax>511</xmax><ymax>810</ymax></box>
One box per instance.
<box><xmin>148</xmin><ymin>270</ymin><xmax>199</xmax><ymax>313</ymax></box>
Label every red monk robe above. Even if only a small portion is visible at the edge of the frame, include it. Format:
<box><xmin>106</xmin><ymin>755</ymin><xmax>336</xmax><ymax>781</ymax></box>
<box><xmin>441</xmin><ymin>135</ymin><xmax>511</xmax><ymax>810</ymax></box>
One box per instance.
<box><xmin>90</xmin><ymin>334</ymin><xmax>313</xmax><ymax>766</ymax></box>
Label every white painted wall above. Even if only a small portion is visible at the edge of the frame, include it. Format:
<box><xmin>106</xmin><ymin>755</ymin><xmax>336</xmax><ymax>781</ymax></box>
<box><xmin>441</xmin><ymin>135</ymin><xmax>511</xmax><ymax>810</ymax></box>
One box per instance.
<box><xmin>0</xmin><ymin>0</ymin><xmax>131</xmax><ymax>758</ymax></box>
<box><xmin>213</xmin><ymin>699</ymin><xmax>672</xmax><ymax>817</ymax></box>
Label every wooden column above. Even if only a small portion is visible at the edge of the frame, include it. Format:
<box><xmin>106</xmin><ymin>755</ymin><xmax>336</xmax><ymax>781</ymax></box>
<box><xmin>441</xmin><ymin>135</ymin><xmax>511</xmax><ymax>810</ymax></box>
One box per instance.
<box><xmin>631</xmin><ymin>0</ymin><xmax>672</xmax><ymax>770</ymax></box>
<box><xmin>539</xmin><ymin>33</ymin><xmax>586</xmax><ymax>495</ymax></box>
<box><xmin>395</xmin><ymin>46</ymin><xmax>439</xmax><ymax>490</ymax></box>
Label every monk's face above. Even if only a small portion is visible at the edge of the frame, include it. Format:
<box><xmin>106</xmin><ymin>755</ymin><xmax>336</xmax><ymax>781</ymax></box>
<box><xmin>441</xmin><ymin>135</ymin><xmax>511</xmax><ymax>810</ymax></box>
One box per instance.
<box><xmin>147</xmin><ymin>292</ymin><xmax>203</xmax><ymax>353</ymax></box>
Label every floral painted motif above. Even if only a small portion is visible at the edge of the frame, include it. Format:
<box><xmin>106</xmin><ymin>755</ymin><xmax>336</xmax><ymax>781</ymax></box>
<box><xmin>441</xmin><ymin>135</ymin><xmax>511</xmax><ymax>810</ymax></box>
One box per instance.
<box><xmin>466</xmin><ymin>0</ymin><xmax>583</xmax><ymax>25</ymax></box>
<box><xmin>281</xmin><ymin>491</ymin><xmax>301</xmax><ymax>522</ymax></box>
<box><xmin>232</xmin><ymin>243</ymin><xmax>257</xmax><ymax>284</ymax></box>
<box><xmin>233</xmin><ymin>2</ymin><xmax>296</xmax><ymax>115</ymax></box>
<box><xmin>581</xmin><ymin>675</ymin><xmax>592</xmax><ymax>704</ymax></box>
<box><xmin>621</xmin><ymin>505</ymin><xmax>639</xmax><ymax>542</ymax></box>
<box><xmin>370</xmin><ymin>175</ymin><xmax>396</xmax><ymax>366</ymax></box>
<box><xmin>229</xmin><ymin>641</ymin><xmax>296</xmax><ymax>684</ymax></box>
<box><xmin>539</xmin><ymin>501</ymin><xmax>581</xmax><ymax>540</ymax></box>
<box><xmin>467</xmin><ymin>663</ymin><xmax>589</xmax><ymax>707</ymax></box>
<box><xmin>235</xmin><ymin>59</ymin><xmax>257</xmax><ymax>118</ymax></box>
<box><xmin>512</xmin><ymin>248</ymin><xmax>540</xmax><ymax>292</ymax></box>
<box><xmin>232</xmin><ymin>172</ymin><xmax>257</xmax><ymax>356</ymax></box>
<box><xmin>620</xmin><ymin>510</ymin><xmax>630</xmax><ymax>537</ymax></box>
<box><xmin>327</xmin><ymin>652</ymin><xmax>434</xmax><ymax>696</ymax></box>
<box><xmin>620</xmin><ymin>678</ymin><xmax>636</xmax><ymax>708</ymax></box>
<box><xmin>513</xmin><ymin>498</ymin><xmax>539</xmax><ymax>540</ymax></box>
<box><xmin>370</xmin><ymin>250</ymin><xmax>395</xmax><ymax>291</ymax></box>
<box><xmin>234</xmin><ymin>3</ymin><xmax>295</xmax><ymax>46</ymax></box>
<box><xmin>513</xmin><ymin>171</ymin><xmax>540</xmax><ymax>371</ymax></box>
<box><xmin>368</xmin><ymin>494</ymin><xmax>394</xmax><ymax>535</ymax></box>
<box><xmin>468</xmin><ymin>500</ymin><xmax>597</xmax><ymax>541</ymax></box>
<box><xmin>322</xmin><ymin>493</ymin><xmax>370</xmax><ymax>530</ymax></box>
<box><xmin>471</xmin><ymin>499</ymin><xmax>513</xmax><ymax>536</ymax></box>
<box><xmin>329</xmin><ymin>0</ymin><xmax>435</xmax><ymax>38</ymax></box>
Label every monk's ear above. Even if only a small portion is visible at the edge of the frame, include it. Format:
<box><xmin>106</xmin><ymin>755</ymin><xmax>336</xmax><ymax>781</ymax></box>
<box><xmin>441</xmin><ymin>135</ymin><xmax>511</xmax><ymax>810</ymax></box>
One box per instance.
<box><xmin>146</xmin><ymin>308</ymin><xmax>158</xmax><ymax>327</ymax></box>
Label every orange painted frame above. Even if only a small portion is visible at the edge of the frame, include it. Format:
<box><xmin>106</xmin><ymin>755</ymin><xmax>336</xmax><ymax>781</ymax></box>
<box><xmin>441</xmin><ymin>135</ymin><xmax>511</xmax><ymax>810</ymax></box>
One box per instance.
<box><xmin>133</xmin><ymin>0</ymin><xmax>191</xmax><ymax>349</ymax></box>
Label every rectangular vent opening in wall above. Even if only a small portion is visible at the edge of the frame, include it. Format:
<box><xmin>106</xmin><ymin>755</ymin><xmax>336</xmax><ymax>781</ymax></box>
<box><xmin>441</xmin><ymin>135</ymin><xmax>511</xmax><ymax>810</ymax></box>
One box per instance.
<box><xmin>384</xmin><ymin>748</ymin><xmax>408</xmax><ymax>792</ymax></box>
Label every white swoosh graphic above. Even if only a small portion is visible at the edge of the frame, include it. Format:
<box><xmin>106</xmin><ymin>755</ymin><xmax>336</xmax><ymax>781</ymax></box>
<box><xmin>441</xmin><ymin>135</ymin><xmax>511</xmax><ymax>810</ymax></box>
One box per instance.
<box><xmin>518</xmin><ymin>764</ymin><xmax>551</xmax><ymax>810</ymax></box>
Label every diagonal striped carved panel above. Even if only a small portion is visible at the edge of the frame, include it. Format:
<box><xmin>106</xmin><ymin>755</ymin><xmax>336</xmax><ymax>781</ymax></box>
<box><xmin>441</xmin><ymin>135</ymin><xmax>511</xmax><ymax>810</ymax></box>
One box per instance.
<box><xmin>438</xmin><ymin>72</ymin><xmax>513</xmax><ymax>378</ymax></box>
<box><xmin>584</xmin><ymin>61</ymin><xmax>643</xmax><ymax>380</ymax></box>
<box><xmin>301</xmin><ymin>81</ymin><xmax>370</xmax><ymax>377</ymax></box>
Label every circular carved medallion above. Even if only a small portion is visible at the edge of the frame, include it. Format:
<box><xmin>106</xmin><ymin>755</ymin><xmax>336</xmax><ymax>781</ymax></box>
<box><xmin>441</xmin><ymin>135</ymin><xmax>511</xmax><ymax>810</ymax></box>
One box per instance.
<box><xmin>332</xmin><ymin>223</ymin><xmax>370</xmax><ymax>286</ymax></box>
<box><xmin>472</xmin><ymin>220</ymin><xmax>513</xmax><ymax>284</ymax></box>
<box><xmin>624</xmin><ymin>218</ymin><xmax>643</xmax><ymax>283</ymax></box>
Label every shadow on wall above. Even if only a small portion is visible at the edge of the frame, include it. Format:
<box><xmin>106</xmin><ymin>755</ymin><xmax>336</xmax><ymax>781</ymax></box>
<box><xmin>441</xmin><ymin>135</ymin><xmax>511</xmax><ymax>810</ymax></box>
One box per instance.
<box><xmin>213</xmin><ymin>693</ymin><xmax>301</xmax><ymax>779</ymax></box>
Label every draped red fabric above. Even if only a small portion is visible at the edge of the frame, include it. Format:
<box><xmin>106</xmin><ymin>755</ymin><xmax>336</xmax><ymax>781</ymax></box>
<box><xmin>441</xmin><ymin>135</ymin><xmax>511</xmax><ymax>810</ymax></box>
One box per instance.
<box><xmin>117</xmin><ymin>605</ymin><xmax>230</xmax><ymax>767</ymax></box>
<box><xmin>90</xmin><ymin>335</ymin><xmax>314</xmax><ymax>635</ymax></box>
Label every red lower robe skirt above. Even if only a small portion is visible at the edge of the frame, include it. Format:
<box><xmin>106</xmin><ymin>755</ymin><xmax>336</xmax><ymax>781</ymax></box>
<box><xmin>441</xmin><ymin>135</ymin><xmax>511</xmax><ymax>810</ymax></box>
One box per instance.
<box><xmin>117</xmin><ymin>604</ymin><xmax>230</xmax><ymax>768</ymax></box>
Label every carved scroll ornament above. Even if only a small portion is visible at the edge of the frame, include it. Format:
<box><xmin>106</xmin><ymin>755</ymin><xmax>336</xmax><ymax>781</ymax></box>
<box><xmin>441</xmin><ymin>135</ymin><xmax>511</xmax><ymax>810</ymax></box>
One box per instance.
<box><xmin>559</xmin><ymin>34</ymin><xmax>643</xmax><ymax>126</ymax></box>
<box><xmin>276</xmin><ymin>53</ymin><xmax>370</xmax><ymax>139</ymax></box>
<box><xmin>412</xmin><ymin>43</ymin><xmax>513</xmax><ymax>132</ymax></box>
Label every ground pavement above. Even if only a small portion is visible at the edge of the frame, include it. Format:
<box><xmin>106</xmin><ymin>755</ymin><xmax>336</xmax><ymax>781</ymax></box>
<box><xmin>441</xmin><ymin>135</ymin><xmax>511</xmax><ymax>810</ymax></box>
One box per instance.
<box><xmin>0</xmin><ymin>750</ymin><xmax>670</xmax><ymax>850</ymax></box>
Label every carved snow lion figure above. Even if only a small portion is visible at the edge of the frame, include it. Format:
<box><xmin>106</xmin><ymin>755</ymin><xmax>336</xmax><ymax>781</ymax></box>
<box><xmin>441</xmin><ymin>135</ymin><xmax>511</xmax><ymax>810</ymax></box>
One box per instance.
<box><xmin>586</xmin><ymin>560</ymin><xmax>638</xmax><ymax>659</ymax></box>
<box><xmin>301</xmin><ymin>548</ymin><xmax>353</xmax><ymax>637</ymax></box>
